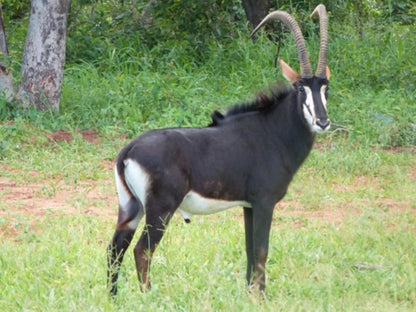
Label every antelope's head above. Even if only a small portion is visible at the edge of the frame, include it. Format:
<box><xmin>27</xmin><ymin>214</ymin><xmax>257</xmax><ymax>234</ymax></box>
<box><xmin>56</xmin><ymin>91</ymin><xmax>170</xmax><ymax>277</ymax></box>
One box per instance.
<box><xmin>251</xmin><ymin>4</ymin><xmax>330</xmax><ymax>133</ymax></box>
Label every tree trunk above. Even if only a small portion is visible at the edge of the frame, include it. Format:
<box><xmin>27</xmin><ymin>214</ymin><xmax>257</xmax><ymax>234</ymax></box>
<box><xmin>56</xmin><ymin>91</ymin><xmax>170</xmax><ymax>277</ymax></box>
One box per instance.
<box><xmin>242</xmin><ymin>0</ymin><xmax>272</xmax><ymax>29</ymax></box>
<box><xmin>140</xmin><ymin>0</ymin><xmax>157</xmax><ymax>27</ymax></box>
<box><xmin>0</xmin><ymin>2</ymin><xmax>8</xmax><ymax>55</ymax></box>
<box><xmin>17</xmin><ymin>0</ymin><xmax>69</xmax><ymax>111</ymax></box>
<box><xmin>0</xmin><ymin>2</ymin><xmax>14</xmax><ymax>101</ymax></box>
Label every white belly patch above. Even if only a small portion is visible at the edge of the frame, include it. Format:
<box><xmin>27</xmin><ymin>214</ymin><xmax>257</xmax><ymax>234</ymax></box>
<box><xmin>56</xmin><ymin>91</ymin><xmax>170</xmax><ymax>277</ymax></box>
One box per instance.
<box><xmin>177</xmin><ymin>191</ymin><xmax>251</xmax><ymax>220</ymax></box>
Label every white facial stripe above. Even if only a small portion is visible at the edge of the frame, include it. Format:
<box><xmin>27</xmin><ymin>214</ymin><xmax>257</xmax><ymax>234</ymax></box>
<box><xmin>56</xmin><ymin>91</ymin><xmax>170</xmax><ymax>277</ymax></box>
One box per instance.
<box><xmin>302</xmin><ymin>85</ymin><xmax>330</xmax><ymax>133</ymax></box>
<box><xmin>123</xmin><ymin>159</ymin><xmax>150</xmax><ymax>211</ymax></box>
<box><xmin>320</xmin><ymin>85</ymin><xmax>328</xmax><ymax>108</ymax></box>
<box><xmin>303</xmin><ymin>86</ymin><xmax>315</xmax><ymax>123</ymax></box>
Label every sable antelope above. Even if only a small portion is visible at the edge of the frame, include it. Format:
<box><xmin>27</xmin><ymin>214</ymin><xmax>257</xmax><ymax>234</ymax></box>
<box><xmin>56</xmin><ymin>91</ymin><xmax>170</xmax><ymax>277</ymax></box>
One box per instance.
<box><xmin>107</xmin><ymin>4</ymin><xmax>330</xmax><ymax>295</ymax></box>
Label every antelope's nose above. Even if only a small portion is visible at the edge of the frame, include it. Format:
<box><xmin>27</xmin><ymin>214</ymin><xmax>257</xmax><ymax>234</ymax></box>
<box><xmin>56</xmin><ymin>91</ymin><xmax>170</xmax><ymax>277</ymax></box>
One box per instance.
<box><xmin>316</xmin><ymin>118</ymin><xmax>330</xmax><ymax>129</ymax></box>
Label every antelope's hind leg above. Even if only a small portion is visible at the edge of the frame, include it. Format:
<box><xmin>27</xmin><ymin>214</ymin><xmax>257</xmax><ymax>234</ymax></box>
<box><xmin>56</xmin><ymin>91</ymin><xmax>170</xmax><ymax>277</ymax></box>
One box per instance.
<box><xmin>133</xmin><ymin>199</ymin><xmax>175</xmax><ymax>292</ymax></box>
<box><xmin>107</xmin><ymin>195</ymin><xmax>144</xmax><ymax>296</ymax></box>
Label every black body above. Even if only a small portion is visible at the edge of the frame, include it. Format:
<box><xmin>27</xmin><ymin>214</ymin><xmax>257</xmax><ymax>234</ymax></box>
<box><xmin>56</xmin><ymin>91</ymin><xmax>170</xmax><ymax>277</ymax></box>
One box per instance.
<box><xmin>107</xmin><ymin>3</ymin><xmax>331</xmax><ymax>296</ymax></box>
<box><xmin>107</xmin><ymin>83</ymin><xmax>326</xmax><ymax>294</ymax></box>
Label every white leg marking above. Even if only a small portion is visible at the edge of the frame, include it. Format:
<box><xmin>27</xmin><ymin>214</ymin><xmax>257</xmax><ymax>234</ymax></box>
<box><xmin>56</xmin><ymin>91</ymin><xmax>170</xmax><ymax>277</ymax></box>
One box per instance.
<box><xmin>126</xmin><ymin>209</ymin><xmax>144</xmax><ymax>230</ymax></box>
<box><xmin>123</xmin><ymin>159</ymin><xmax>150</xmax><ymax>212</ymax></box>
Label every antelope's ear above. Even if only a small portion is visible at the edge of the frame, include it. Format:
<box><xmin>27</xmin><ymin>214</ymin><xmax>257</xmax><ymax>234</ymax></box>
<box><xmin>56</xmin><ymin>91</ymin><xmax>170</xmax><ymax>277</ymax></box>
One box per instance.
<box><xmin>279</xmin><ymin>59</ymin><xmax>301</xmax><ymax>84</ymax></box>
<box><xmin>326</xmin><ymin>66</ymin><xmax>331</xmax><ymax>80</ymax></box>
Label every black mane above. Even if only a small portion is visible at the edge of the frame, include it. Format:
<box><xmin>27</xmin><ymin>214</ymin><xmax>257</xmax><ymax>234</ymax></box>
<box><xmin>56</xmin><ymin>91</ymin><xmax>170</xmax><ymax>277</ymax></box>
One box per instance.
<box><xmin>208</xmin><ymin>85</ymin><xmax>293</xmax><ymax>127</ymax></box>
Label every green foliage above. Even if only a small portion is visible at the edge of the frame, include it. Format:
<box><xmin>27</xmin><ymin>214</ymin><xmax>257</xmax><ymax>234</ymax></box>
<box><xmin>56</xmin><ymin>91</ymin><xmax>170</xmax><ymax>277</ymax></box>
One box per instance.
<box><xmin>274</xmin><ymin>0</ymin><xmax>416</xmax><ymax>24</ymax></box>
<box><xmin>1</xmin><ymin>3</ymin><xmax>416</xmax><ymax>310</ymax></box>
<box><xmin>326</xmin><ymin>19</ymin><xmax>416</xmax><ymax>147</ymax></box>
<box><xmin>2</xmin><ymin>0</ymin><xmax>31</xmax><ymax>19</ymax></box>
<box><xmin>2</xmin><ymin>0</ymin><xmax>416</xmax><ymax>147</ymax></box>
<box><xmin>65</xmin><ymin>0</ymin><xmax>246</xmax><ymax>63</ymax></box>
<box><xmin>378</xmin><ymin>0</ymin><xmax>416</xmax><ymax>24</ymax></box>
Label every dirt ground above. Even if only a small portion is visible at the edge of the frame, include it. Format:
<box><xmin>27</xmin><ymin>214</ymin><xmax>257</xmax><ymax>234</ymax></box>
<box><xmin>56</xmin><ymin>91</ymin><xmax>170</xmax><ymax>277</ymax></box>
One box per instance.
<box><xmin>1</xmin><ymin>130</ymin><xmax>415</xmax><ymax>239</ymax></box>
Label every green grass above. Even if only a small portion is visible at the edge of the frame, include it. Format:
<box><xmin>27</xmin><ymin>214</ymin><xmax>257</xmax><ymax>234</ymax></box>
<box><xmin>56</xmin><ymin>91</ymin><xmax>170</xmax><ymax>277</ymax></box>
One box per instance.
<box><xmin>0</xmin><ymin>132</ymin><xmax>415</xmax><ymax>311</ymax></box>
<box><xmin>1</xmin><ymin>205</ymin><xmax>415</xmax><ymax>311</ymax></box>
<box><xmin>1</xmin><ymin>9</ymin><xmax>416</xmax><ymax>311</ymax></box>
<box><xmin>2</xmin><ymin>20</ymin><xmax>415</xmax><ymax>146</ymax></box>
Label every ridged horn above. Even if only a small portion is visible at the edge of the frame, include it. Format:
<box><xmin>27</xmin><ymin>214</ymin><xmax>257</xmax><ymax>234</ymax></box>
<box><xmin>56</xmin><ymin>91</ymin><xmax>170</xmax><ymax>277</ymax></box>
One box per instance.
<box><xmin>251</xmin><ymin>10</ymin><xmax>313</xmax><ymax>78</ymax></box>
<box><xmin>311</xmin><ymin>4</ymin><xmax>329</xmax><ymax>78</ymax></box>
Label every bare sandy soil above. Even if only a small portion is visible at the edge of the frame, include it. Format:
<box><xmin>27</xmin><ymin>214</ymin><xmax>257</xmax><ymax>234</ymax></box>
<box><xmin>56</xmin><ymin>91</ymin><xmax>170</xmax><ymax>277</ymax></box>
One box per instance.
<box><xmin>1</xmin><ymin>130</ymin><xmax>415</xmax><ymax>239</ymax></box>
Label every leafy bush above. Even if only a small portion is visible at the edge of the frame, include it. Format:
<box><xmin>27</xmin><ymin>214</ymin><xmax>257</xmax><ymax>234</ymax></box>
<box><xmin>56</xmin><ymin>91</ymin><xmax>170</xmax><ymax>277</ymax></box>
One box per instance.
<box><xmin>65</xmin><ymin>0</ymin><xmax>246</xmax><ymax>63</ymax></box>
<box><xmin>2</xmin><ymin>0</ymin><xmax>30</xmax><ymax>19</ymax></box>
<box><xmin>2</xmin><ymin>0</ymin><xmax>416</xmax><ymax>147</ymax></box>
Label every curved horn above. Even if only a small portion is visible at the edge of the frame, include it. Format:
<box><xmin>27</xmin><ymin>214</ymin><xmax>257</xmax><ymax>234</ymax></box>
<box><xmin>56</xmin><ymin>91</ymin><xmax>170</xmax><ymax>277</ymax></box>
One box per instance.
<box><xmin>311</xmin><ymin>4</ymin><xmax>329</xmax><ymax>78</ymax></box>
<box><xmin>251</xmin><ymin>11</ymin><xmax>313</xmax><ymax>78</ymax></box>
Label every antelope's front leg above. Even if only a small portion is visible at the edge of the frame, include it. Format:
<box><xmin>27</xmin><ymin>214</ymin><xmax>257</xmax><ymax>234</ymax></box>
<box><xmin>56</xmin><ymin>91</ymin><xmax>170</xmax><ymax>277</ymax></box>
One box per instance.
<box><xmin>251</xmin><ymin>204</ymin><xmax>274</xmax><ymax>292</ymax></box>
<box><xmin>244</xmin><ymin>207</ymin><xmax>255</xmax><ymax>285</ymax></box>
